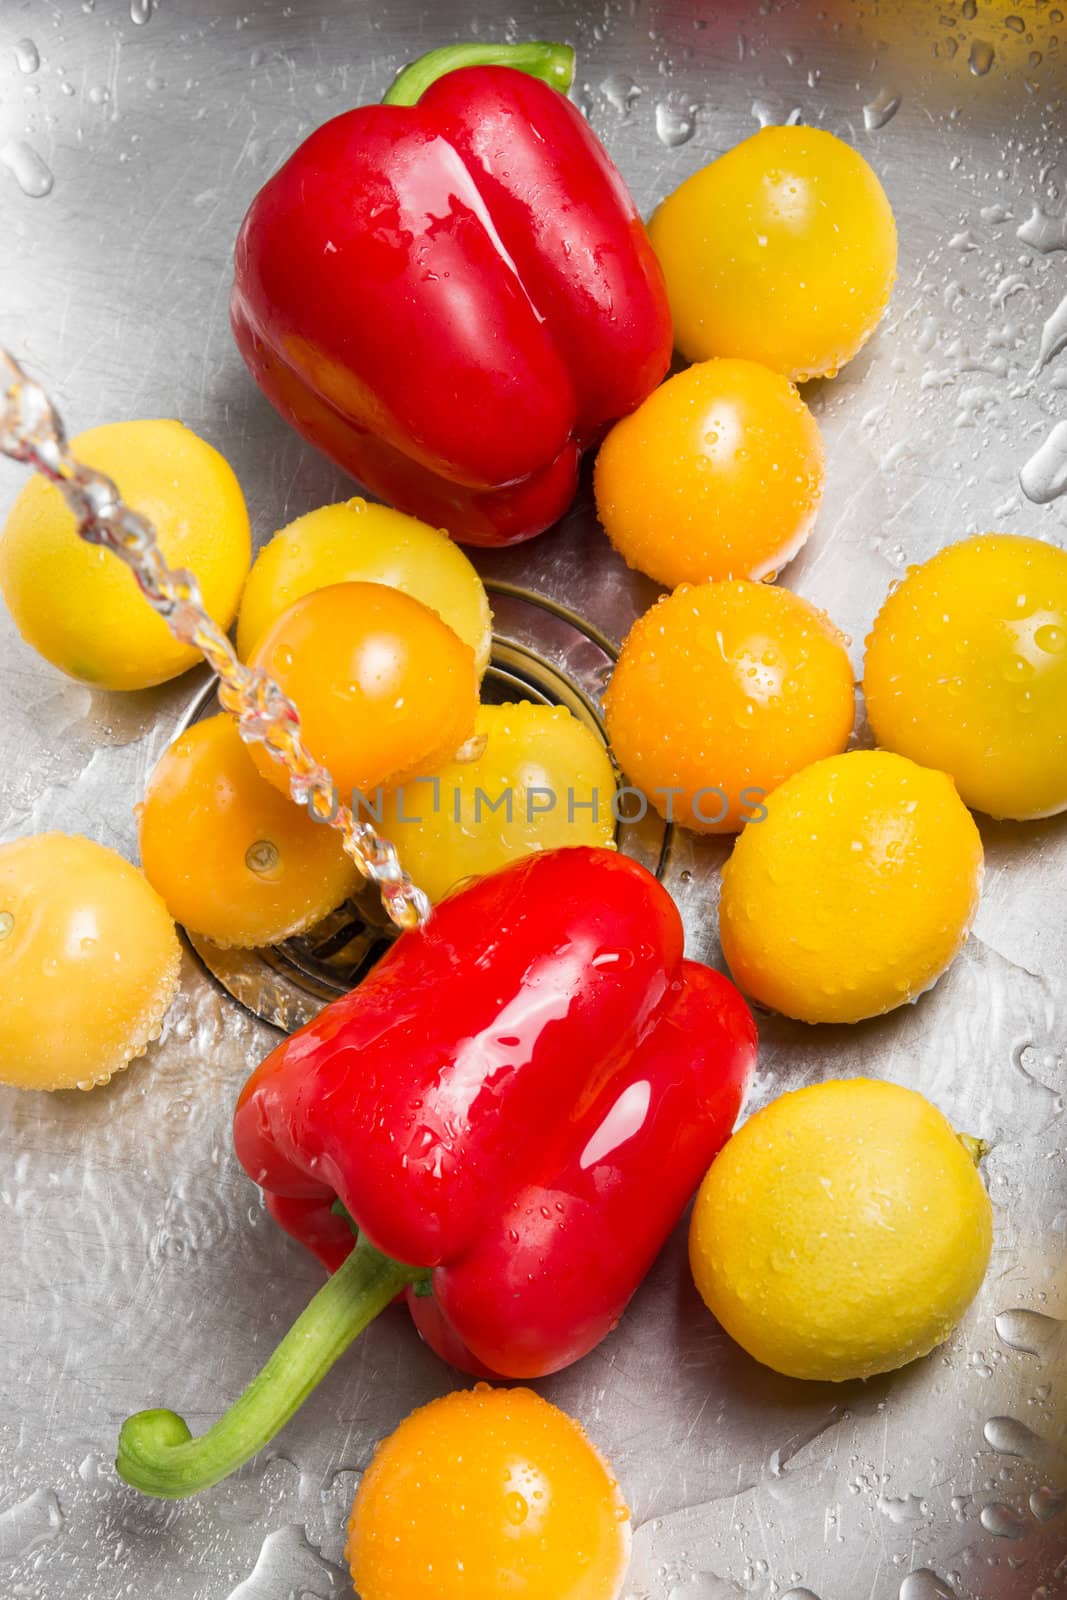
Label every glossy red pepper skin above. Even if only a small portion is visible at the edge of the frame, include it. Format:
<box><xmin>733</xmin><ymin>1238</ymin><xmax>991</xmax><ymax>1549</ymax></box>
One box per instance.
<box><xmin>230</xmin><ymin>66</ymin><xmax>672</xmax><ymax>547</ymax></box>
<box><xmin>234</xmin><ymin>847</ymin><xmax>756</xmax><ymax>1380</ymax></box>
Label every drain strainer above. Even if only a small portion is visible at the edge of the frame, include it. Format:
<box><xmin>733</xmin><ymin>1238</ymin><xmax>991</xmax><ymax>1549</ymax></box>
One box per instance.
<box><xmin>184</xmin><ymin>582</ymin><xmax>673</xmax><ymax>1031</ymax></box>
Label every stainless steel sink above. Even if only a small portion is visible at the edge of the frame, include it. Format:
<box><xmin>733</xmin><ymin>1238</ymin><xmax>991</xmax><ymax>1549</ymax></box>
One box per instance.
<box><xmin>0</xmin><ymin>2</ymin><xmax>1064</xmax><ymax>1597</ymax></box>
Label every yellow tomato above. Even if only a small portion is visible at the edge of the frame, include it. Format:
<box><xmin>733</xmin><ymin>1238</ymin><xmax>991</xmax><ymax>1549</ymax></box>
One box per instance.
<box><xmin>864</xmin><ymin>533</ymin><xmax>1067</xmax><ymax>821</ymax></box>
<box><xmin>0</xmin><ymin>833</ymin><xmax>181</xmax><ymax>1091</ymax></box>
<box><xmin>381</xmin><ymin>701</ymin><xmax>616</xmax><ymax>901</ymax></box>
<box><xmin>604</xmin><ymin>580</ymin><xmax>854</xmax><ymax>833</ymax></box>
<box><xmin>247</xmin><ymin>581</ymin><xmax>478</xmax><ymax>801</ymax></box>
<box><xmin>346</xmin><ymin>1385</ymin><xmax>631</xmax><ymax>1600</ymax></box>
<box><xmin>594</xmin><ymin>359</ymin><xmax>824</xmax><ymax>587</ymax></box>
<box><xmin>0</xmin><ymin>420</ymin><xmax>250</xmax><ymax>689</ymax></box>
<box><xmin>690</xmin><ymin>1080</ymin><xmax>993</xmax><ymax>1382</ymax></box>
<box><xmin>236</xmin><ymin>497</ymin><xmax>492</xmax><ymax>677</ymax></box>
<box><xmin>718</xmin><ymin>749</ymin><xmax>983</xmax><ymax>1023</ymax></box>
<box><xmin>139</xmin><ymin>715</ymin><xmax>361</xmax><ymax>948</ymax></box>
<box><xmin>649</xmin><ymin>125</ymin><xmax>898</xmax><ymax>381</ymax></box>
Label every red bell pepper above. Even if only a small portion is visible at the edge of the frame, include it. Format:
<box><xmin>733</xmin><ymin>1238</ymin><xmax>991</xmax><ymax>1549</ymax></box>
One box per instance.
<box><xmin>116</xmin><ymin>847</ymin><xmax>755</xmax><ymax>1498</ymax></box>
<box><xmin>230</xmin><ymin>42</ymin><xmax>672</xmax><ymax>547</ymax></box>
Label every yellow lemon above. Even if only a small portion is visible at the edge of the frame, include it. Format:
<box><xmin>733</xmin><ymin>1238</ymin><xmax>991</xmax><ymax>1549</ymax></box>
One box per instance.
<box><xmin>347</xmin><ymin>1385</ymin><xmax>631</xmax><ymax>1600</ymax></box>
<box><xmin>0</xmin><ymin>833</ymin><xmax>181</xmax><ymax>1091</ymax></box>
<box><xmin>382</xmin><ymin>702</ymin><xmax>616</xmax><ymax>902</ymax></box>
<box><xmin>689</xmin><ymin>1079</ymin><xmax>994</xmax><ymax>1382</ymax></box>
<box><xmin>718</xmin><ymin>749</ymin><xmax>983</xmax><ymax>1023</ymax></box>
<box><xmin>864</xmin><ymin>532</ymin><xmax>1067</xmax><ymax>821</ymax></box>
<box><xmin>0</xmin><ymin>420</ymin><xmax>251</xmax><ymax>690</ymax></box>
<box><xmin>236</xmin><ymin>497</ymin><xmax>492</xmax><ymax>676</ymax></box>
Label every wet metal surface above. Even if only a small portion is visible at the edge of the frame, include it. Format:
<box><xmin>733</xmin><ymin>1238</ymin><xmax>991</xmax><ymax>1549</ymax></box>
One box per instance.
<box><xmin>0</xmin><ymin>2</ymin><xmax>1065</xmax><ymax>1597</ymax></box>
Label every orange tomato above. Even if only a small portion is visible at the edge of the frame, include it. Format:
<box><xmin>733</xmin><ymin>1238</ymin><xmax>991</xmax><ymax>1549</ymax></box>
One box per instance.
<box><xmin>604</xmin><ymin>579</ymin><xmax>855</xmax><ymax>833</ymax></box>
<box><xmin>347</xmin><ymin>1385</ymin><xmax>630</xmax><ymax>1600</ymax></box>
<box><xmin>247</xmin><ymin>582</ymin><xmax>478</xmax><ymax>802</ymax></box>
<box><xmin>594</xmin><ymin>358</ymin><xmax>824</xmax><ymax>587</ymax></box>
<box><xmin>139</xmin><ymin>715</ymin><xmax>362</xmax><ymax>948</ymax></box>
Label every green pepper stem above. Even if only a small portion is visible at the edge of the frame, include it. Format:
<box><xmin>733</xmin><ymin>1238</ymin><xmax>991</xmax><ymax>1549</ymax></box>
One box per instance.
<box><xmin>116</xmin><ymin>1236</ymin><xmax>414</xmax><ymax>1499</ymax></box>
<box><xmin>382</xmin><ymin>40</ymin><xmax>576</xmax><ymax>107</ymax></box>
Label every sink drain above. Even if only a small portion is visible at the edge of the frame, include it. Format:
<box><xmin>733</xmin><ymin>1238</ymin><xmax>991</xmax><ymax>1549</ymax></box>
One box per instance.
<box><xmin>183</xmin><ymin>582</ymin><xmax>673</xmax><ymax>1032</ymax></box>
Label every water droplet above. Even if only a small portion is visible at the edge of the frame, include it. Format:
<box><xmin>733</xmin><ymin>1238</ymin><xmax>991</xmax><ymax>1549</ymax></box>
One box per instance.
<box><xmin>130</xmin><ymin>0</ymin><xmax>154</xmax><ymax>22</ymax></box>
<box><xmin>655</xmin><ymin>96</ymin><xmax>697</xmax><ymax>147</ymax></box>
<box><xmin>962</xmin><ymin>0</ymin><xmax>978</xmax><ymax>16</ymax></box>
<box><xmin>223</xmin><ymin>1525</ymin><xmax>346</xmax><ymax>1600</ymax></box>
<box><xmin>1017</xmin><ymin>205</ymin><xmax>1067</xmax><ymax>254</ymax></box>
<box><xmin>899</xmin><ymin>1573</ymin><xmax>955</xmax><ymax>1600</ymax></box>
<box><xmin>504</xmin><ymin>1491</ymin><xmax>528</xmax><ymax>1525</ymax></box>
<box><xmin>1020</xmin><ymin>421</ymin><xmax>1067</xmax><ymax>505</ymax></box>
<box><xmin>1004</xmin><ymin>14</ymin><xmax>1026</xmax><ymax>32</ymax></box>
<box><xmin>969</xmin><ymin>40</ymin><xmax>996</xmax><ymax>75</ymax></box>
<box><xmin>863</xmin><ymin>89</ymin><xmax>901</xmax><ymax>131</ymax></box>
<box><xmin>878</xmin><ymin>1492</ymin><xmax>928</xmax><ymax>1524</ymax></box>
<box><xmin>0</xmin><ymin>139</ymin><xmax>54</xmax><ymax>198</ymax></box>
<box><xmin>88</xmin><ymin>84</ymin><xmax>110</xmax><ymax>106</ymax></box>
<box><xmin>0</xmin><ymin>911</ymin><xmax>13</xmax><ymax>942</ymax></box>
<box><xmin>984</xmin><ymin>1416</ymin><xmax>1047</xmax><ymax>1463</ymax></box>
<box><xmin>14</xmin><ymin>38</ymin><xmax>40</xmax><ymax>74</ymax></box>
<box><xmin>600</xmin><ymin>72</ymin><xmax>641</xmax><ymax>114</ymax></box>
<box><xmin>781</xmin><ymin>1590</ymin><xmax>822</xmax><ymax>1600</ymax></box>
<box><xmin>980</xmin><ymin>1501</ymin><xmax>1027</xmax><ymax>1538</ymax></box>
<box><xmin>1030</xmin><ymin>1486</ymin><xmax>1066</xmax><ymax>1522</ymax></box>
<box><xmin>0</xmin><ymin>1490</ymin><xmax>64</xmax><ymax>1560</ymax></box>
<box><xmin>1030</xmin><ymin>291</ymin><xmax>1067</xmax><ymax>375</ymax></box>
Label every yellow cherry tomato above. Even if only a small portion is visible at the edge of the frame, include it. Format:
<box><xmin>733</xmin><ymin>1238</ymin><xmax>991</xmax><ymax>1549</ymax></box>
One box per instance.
<box><xmin>649</xmin><ymin>125</ymin><xmax>897</xmax><ymax>381</ymax></box>
<box><xmin>718</xmin><ymin>749</ymin><xmax>983</xmax><ymax>1023</ymax></box>
<box><xmin>689</xmin><ymin>1080</ymin><xmax>993</xmax><ymax>1382</ymax></box>
<box><xmin>594</xmin><ymin>359</ymin><xmax>824</xmax><ymax>587</ymax></box>
<box><xmin>381</xmin><ymin>702</ymin><xmax>617</xmax><ymax>901</ymax></box>
<box><xmin>346</xmin><ymin>1385</ymin><xmax>631</xmax><ymax>1600</ymax></box>
<box><xmin>236</xmin><ymin>497</ymin><xmax>493</xmax><ymax>677</ymax></box>
<box><xmin>0</xmin><ymin>833</ymin><xmax>181</xmax><ymax>1091</ymax></box>
<box><xmin>864</xmin><ymin>532</ymin><xmax>1067</xmax><ymax>821</ymax></box>
<box><xmin>139</xmin><ymin>715</ymin><xmax>362</xmax><ymax>948</ymax></box>
<box><xmin>247</xmin><ymin>581</ymin><xmax>478</xmax><ymax>801</ymax></box>
<box><xmin>0</xmin><ymin>420</ymin><xmax>250</xmax><ymax>689</ymax></box>
<box><xmin>604</xmin><ymin>580</ymin><xmax>855</xmax><ymax>833</ymax></box>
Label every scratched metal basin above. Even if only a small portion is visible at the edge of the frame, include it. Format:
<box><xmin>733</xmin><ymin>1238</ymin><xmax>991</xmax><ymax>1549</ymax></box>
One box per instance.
<box><xmin>0</xmin><ymin>3</ymin><xmax>1065</xmax><ymax>1597</ymax></box>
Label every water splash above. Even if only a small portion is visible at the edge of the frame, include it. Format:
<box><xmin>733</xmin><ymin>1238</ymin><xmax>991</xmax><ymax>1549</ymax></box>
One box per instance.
<box><xmin>969</xmin><ymin>40</ymin><xmax>995</xmax><ymax>76</ymax></box>
<box><xmin>223</xmin><ymin>1525</ymin><xmax>347</xmax><ymax>1600</ymax></box>
<box><xmin>1017</xmin><ymin>205</ymin><xmax>1067</xmax><ymax>254</ymax></box>
<box><xmin>1020</xmin><ymin>422</ymin><xmax>1067</xmax><ymax>505</ymax></box>
<box><xmin>980</xmin><ymin>1501</ymin><xmax>1027</xmax><ymax>1538</ymax></box>
<box><xmin>0</xmin><ymin>1489</ymin><xmax>64</xmax><ymax>1559</ymax></box>
<box><xmin>863</xmin><ymin>89</ymin><xmax>901</xmax><ymax>131</ymax></box>
<box><xmin>1031</xmin><ymin>292</ymin><xmax>1067</xmax><ymax>375</ymax></box>
<box><xmin>0</xmin><ymin>140</ymin><xmax>53</xmax><ymax>198</ymax></box>
<box><xmin>14</xmin><ymin>38</ymin><xmax>40</xmax><ymax>74</ymax></box>
<box><xmin>898</xmin><ymin>1573</ymin><xmax>955</xmax><ymax>1600</ymax></box>
<box><xmin>655</xmin><ymin>96</ymin><xmax>697</xmax><ymax>148</ymax></box>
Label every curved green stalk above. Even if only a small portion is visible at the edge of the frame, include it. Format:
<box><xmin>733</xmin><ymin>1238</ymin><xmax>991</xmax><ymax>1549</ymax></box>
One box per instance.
<box><xmin>116</xmin><ymin>1236</ymin><xmax>414</xmax><ymax>1499</ymax></box>
<box><xmin>382</xmin><ymin>40</ymin><xmax>575</xmax><ymax>107</ymax></box>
